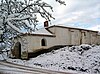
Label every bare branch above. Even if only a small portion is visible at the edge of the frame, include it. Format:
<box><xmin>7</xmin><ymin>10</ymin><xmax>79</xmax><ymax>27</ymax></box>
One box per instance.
<box><xmin>0</xmin><ymin>0</ymin><xmax>66</xmax><ymax>53</ymax></box>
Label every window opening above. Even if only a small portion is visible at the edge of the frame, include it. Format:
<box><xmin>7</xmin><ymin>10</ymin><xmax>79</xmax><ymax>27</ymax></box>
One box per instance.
<box><xmin>41</xmin><ymin>39</ymin><xmax>47</xmax><ymax>46</ymax></box>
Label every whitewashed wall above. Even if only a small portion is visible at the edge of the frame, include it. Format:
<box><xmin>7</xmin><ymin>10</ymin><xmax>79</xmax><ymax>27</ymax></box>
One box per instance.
<box><xmin>81</xmin><ymin>30</ymin><xmax>91</xmax><ymax>44</ymax></box>
<box><xmin>26</xmin><ymin>35</ymin><xmax>55</xmax><ymax>52</ymax></box>
<box><xmin>97</xmin><ymin>35</ymin><xmax>100</xmax><ymax>44</ymax></box>
<box><xmin>49</xmin><ymin>26</ymin><xmax>83</xmax><ymax>45</ymax></box>
<box><xmin>69</xmin><ymin>29</ymin><xmax>80</xmax><ymax>45</ymax></box>
<box><xmin>49</xmin><ymin>26</ymin><xmax>99</xmax><ymax>45</ymax></box>
<box><xmin>49</xmin><ymin>26</ymin><xmax>71</xmax><ymax>45</ymax></box>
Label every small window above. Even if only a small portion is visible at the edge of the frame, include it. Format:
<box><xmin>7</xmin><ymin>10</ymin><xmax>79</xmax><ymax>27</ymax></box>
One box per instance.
<box><xmin>84</xmin><ymin>32</ymin><xmax>86</xmax><ymax>36</ymax></box>
<box><xmin>41</xmin><ymin>38</ymin><xmax>47</xmax><ymax>46</ymax></box>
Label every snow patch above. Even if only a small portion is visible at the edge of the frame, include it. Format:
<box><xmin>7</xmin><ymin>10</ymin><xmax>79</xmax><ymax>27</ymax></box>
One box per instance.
<box><xmin>32</xmin><ymin>28</ymin><xmax>53</xmax><ymax>35</ymax></box>
<box><xmin>5</xmin><ymin>44</ymin><xmax>100</xmax><ymax>74</ymax></box>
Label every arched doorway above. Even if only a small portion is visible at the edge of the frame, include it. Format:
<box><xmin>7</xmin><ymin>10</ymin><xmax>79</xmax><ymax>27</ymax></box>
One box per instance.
<box><xmin>14</xmin><ymin>42</ymin><xmax>21</xmax><ymax>58</ymax></box>
<box><xmin>41</xmin><ymin>39</ymin><xmax>47</xmax><ymax>46</ymax></box>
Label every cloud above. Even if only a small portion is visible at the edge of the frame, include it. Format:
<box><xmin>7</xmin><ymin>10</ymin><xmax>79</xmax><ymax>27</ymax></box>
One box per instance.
<box><xmin>87</xmin><ymin>25</ymin><xmax>100</xmax><ymax>32</ymax></box>
<box><xmin>37</xmin><ymin>0</ymin><xmax>100</xmax><ymax>31</ymax></box>
<box><xmin>52</xmin><ymin>0</ymin><xmax>100</xmax><ymax>31</ymax></box>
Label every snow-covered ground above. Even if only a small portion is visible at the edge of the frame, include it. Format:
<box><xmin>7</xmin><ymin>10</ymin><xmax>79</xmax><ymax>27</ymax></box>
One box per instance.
<box><xmin>1</xmin><ymin>44</ymin><xmax>100</xmax><ymax>74</ymax></box>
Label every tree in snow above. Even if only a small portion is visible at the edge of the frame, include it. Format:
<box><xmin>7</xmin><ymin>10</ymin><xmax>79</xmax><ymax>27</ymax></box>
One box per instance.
<box><xmin>0</xmin><ymin>0</ymin><xmax>66</xmax><ymax>57</ymax></box>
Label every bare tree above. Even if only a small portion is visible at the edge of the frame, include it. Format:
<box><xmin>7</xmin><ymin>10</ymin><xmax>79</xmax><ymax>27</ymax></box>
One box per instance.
<box><xmin>0</xmin><ymin>0</ymin><xmax>65</xmax><ymax>57</ymax></box>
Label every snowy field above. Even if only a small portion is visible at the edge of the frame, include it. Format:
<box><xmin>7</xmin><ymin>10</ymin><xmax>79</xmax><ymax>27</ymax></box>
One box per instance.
<box><xmin>0</xmin><ymin>44</ymin><xmax>100</xmax><ymax>74</ymax></box>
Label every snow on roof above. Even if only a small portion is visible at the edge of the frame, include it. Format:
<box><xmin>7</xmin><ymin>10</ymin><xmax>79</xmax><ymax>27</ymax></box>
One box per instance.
<box><xmin>32</xmin><ymin>28</ymin><xmax>53</xmax><ymax>36</ymax></box>
<box><xmin>13</xmin><ymin>28</ymin><xmax>54</xmax><ymax>38</ymax></box>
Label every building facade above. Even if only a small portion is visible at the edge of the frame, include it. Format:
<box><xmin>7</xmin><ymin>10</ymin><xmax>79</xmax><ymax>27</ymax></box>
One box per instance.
<box><xmin>11</xmin><ymin>25</ymin><xmax>100</xmax><ymax>59</ymax></box>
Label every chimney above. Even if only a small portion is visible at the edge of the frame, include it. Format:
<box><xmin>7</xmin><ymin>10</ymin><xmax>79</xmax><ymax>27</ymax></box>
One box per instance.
<box><xmin>44</xmin><ymin>21</ymin><xmax>48</xmax><ymax>28</ymax></box>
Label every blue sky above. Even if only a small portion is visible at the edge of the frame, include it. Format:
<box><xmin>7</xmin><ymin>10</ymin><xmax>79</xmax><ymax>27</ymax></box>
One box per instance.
<box><xmin>38</xmin><ymin>0</ymin><xmax>100</xmax><ymax>31</ymax></box>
